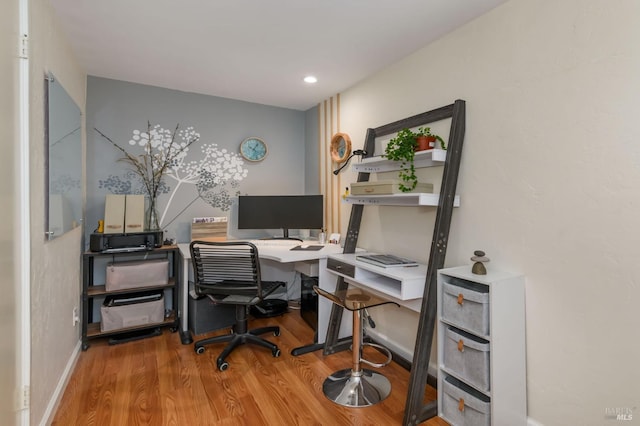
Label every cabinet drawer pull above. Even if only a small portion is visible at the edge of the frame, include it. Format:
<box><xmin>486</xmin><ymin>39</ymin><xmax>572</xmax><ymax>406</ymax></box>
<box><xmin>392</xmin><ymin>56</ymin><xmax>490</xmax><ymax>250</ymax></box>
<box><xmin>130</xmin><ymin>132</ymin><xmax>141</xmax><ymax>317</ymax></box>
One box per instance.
<box><xmin>457</xmin><ymin>339</ymin><xmax>464</xmax><ymax>352</ymax></box>
<box><xmin>457</xmin><ymin>293</ymin><xmax>464</xmax><ymax>305</ymax></box>
<box><xmin>458</xmin><ymin>398</ymin><xmax>465</xmax><ymax>412</ymax></box>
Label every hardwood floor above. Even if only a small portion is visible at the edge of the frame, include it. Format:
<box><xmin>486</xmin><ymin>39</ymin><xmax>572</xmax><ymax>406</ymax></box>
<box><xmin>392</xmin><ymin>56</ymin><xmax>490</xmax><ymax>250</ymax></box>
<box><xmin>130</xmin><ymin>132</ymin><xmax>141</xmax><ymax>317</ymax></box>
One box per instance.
<box><xmin>53</xmin><ymin>309</ymin><xmax>448</xmax><ymax>425</ymax></box>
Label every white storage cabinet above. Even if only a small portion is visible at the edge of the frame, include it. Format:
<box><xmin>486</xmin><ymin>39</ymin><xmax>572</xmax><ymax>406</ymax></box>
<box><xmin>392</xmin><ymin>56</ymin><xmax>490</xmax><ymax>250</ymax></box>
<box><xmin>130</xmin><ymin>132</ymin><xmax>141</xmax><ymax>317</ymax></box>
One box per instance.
<box><xmin>437</xmin><ymin>266</ymin><xmax>527</xmax><ymax>426</ymax></box>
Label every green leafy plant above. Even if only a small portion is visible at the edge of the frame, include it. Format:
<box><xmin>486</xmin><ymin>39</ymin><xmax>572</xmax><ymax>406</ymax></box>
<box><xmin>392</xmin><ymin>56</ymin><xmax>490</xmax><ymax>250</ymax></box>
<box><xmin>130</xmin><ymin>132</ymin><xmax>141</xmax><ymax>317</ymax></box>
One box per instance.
<box><xmin>384</xmin><ymin>127</ymin><xmax>446</xmax><ymax>192</ymax></box>
<box><xmin>384</xmin><ymin>128</ymin><xmax>419</xmax><ymax>192</ymax></box>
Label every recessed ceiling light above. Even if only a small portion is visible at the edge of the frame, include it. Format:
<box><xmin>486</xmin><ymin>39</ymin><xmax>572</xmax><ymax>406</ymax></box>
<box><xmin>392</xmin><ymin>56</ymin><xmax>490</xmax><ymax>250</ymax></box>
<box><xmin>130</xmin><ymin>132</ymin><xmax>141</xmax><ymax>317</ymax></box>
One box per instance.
<box><xmin>304</xmin><ymin>76</ymin><xmax>318</xmax><ymax>84</ymax></box>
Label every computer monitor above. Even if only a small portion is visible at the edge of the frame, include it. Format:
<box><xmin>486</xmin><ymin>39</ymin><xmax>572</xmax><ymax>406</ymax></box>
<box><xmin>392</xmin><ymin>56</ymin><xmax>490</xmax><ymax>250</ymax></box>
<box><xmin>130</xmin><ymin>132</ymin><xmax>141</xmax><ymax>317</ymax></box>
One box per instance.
<box><xmin>237</xmin><ymin>195</ymin><xmax>323</xmax><ymax>240</ymax></box>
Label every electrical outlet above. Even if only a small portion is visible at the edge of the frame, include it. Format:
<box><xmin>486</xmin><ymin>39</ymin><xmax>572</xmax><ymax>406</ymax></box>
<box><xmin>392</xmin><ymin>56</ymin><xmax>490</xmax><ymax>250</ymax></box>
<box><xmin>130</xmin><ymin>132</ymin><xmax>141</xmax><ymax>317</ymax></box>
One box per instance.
<box><xmin>72</xmin><ymin>307</ymin><xmax>79</xmax><ymax>325</ymax></box>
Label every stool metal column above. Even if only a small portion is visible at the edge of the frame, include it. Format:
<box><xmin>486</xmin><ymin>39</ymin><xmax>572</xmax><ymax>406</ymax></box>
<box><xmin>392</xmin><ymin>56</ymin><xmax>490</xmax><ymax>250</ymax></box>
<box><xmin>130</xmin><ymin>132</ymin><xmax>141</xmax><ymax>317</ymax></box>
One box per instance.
<box><xmin>314</xmin><ymin>286</ymin><xmax>399</xmax><ymax>407</ymax></box>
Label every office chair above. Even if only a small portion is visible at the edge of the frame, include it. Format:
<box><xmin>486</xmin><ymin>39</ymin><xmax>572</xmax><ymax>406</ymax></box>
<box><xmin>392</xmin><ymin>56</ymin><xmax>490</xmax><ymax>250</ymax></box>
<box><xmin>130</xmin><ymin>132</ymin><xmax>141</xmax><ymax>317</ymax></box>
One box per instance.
<box><xmin>190</xmin><ymin>240</ymin><xmax>285</xmax><ymax>371</ymax></box>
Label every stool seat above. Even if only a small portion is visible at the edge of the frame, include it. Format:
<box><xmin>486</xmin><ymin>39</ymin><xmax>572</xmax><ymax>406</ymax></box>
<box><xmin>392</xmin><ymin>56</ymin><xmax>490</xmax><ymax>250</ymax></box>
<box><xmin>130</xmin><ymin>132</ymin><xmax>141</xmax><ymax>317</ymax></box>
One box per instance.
<box><xmin>313</xmin><ymin>286</ymin><xmax>396</xmax><ymax>311</ymax></box>
<box><xmin>314</xmin><ymin>285</ymin><xmax>399</xmax><ymax>407</ymax></box>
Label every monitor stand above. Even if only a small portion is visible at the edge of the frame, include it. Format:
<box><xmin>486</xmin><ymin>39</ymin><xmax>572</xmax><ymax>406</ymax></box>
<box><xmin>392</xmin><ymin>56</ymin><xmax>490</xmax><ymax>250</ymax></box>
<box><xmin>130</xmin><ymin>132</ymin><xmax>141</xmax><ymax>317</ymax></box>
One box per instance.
<box><xmin>261</xmin><ymin>228</ymin><xmax>302</xmax><ymax>242</ymax></box>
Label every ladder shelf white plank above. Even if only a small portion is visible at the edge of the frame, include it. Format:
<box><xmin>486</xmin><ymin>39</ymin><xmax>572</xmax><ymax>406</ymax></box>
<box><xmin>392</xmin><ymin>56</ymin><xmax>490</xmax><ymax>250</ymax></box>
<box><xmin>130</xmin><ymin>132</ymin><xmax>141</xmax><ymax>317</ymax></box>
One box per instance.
<box><xmin>343</xmin><ymin>193</ymin><xmax>460</xmax><ymax>207</ymax></box>
<box><xmin>352</xmin><ymin>149</ymin><xmax>447</xmax><ymax>173</ymax></box>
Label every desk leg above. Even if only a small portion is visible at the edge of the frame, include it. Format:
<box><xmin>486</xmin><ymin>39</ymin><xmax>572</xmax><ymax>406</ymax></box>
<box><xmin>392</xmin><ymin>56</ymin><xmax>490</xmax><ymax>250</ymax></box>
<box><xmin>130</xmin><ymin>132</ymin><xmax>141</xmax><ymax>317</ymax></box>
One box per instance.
<box><xmin>323</xmin><ymin>276</ymin><xmax>349</xmax><ymax>354</ymax></box>
<box><xmin>291</xmin><ymin>342</ymin><xmax>324</xmax><ymax>356</ymax></box>
<box><xmin>291</xmin><ymin>337</ymin><xmax>353</xmax><ymax>356</ymax></box>
<box><xmin>179</xmin><ymin>255</ymin><xmax>193</xmax><ymax>345</ymax></box>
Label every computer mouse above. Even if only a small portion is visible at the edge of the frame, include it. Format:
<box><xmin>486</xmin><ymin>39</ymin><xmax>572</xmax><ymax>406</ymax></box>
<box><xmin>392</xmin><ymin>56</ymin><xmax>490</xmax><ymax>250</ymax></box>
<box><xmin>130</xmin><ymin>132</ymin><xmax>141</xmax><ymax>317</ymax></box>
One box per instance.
<box><xmin>300</xmin><ymin>244</ymin><xmax>309</xmax><ymax>249</ymax></box>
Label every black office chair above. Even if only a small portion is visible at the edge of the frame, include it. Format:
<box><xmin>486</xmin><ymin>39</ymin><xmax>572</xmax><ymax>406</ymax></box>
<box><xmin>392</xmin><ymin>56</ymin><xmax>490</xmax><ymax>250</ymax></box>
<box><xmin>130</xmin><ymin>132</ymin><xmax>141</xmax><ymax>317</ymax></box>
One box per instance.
<box><xmin>190</xmin><ymin>240</ymin><xmax>285</xmax><ymax>371</ymax></box>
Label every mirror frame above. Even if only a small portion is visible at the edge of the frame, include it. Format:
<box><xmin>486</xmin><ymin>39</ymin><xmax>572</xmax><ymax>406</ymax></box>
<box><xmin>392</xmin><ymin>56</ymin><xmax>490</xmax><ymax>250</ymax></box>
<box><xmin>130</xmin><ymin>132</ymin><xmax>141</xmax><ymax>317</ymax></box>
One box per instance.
<box><xmin>45</xmin><ymin>72</ymin><xmax>83</xmax><ymax>240</ymax></box>
<box><xmin>330</xmin><ymin>132</ymin><xmax>352</xmax><ymax>163</ymax></box>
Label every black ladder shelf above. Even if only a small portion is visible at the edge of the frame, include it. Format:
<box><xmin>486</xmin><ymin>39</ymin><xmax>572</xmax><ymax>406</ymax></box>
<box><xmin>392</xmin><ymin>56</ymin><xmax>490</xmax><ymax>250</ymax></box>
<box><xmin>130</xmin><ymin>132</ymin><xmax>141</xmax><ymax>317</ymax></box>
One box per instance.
<box><xmin>323</xmin><ymin>100</ymin><xmax>466</xmax><ymax>425</ymax></box>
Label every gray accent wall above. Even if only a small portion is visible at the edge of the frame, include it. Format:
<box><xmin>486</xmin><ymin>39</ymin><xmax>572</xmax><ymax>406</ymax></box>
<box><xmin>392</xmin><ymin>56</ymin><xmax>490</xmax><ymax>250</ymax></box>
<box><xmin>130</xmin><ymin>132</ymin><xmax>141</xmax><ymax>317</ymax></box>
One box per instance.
<box><xmin>86</xmin><ymin>77</ymin><xmax>309</xmax><ymax>244</ymax></box>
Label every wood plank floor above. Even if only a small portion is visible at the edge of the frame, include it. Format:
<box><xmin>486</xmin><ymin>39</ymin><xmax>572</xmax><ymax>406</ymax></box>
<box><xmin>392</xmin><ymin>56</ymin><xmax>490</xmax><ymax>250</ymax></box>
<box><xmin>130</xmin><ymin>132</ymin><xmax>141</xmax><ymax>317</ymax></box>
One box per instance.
<box><xmin>53</xmin><ymin>309</ymin><xmax>448</xmax><ymax>425</ymax></box>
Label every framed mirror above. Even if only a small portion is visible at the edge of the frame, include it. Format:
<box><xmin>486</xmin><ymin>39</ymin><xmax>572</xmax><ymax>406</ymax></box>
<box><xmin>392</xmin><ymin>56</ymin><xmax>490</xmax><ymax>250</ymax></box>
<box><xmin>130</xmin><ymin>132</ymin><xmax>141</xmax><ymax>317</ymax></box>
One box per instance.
<box><xmin>45</xmin><ymin>72</ymin><xmax>82</xmax><ymax>240</ymax></box>
<box><xmin>330</xmin><ymin>132</ymin><xmax>352</xmax><ymax>163</ymax></box>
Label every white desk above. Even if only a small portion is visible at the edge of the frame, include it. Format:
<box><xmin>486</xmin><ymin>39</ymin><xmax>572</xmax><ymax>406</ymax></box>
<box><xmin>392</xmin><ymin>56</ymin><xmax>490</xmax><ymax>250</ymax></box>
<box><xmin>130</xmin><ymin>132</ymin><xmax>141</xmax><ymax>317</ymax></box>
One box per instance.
<box><xmin>177</xmin><ymin>241</ymin><xmax>345</xmax><ymax>343</ymax></box>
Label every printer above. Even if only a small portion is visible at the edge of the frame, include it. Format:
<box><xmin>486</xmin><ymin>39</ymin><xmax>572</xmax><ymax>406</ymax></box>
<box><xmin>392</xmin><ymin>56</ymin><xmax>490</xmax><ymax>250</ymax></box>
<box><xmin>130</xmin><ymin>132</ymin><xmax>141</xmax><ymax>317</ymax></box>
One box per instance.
<box><xmin>89</xmin><ymin>231</ymin><xmax>164</xmax><ymax>253</ymax></box>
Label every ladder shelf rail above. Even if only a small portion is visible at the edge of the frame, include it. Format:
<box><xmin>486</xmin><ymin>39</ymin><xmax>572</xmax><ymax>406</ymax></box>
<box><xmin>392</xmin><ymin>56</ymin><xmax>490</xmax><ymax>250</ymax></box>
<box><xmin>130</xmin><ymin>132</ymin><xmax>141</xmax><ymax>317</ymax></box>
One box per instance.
<box><xmin>322</xmin><ymin>100</ymin><xmax>466</xmax><ymax>425</ymax></box>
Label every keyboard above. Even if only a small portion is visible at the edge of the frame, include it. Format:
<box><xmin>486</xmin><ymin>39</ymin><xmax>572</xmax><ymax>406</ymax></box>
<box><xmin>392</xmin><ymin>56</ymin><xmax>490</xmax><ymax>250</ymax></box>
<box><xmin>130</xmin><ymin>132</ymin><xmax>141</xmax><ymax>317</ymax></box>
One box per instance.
<box><xmin>250</xmin><ymin>239</ymin><xmax>301</xmax><ymax>247</ymax></box>
<box><xmin>356</xmin><ymin>254</ymin><xmax>418</xmax><ymax>268</ymax></box>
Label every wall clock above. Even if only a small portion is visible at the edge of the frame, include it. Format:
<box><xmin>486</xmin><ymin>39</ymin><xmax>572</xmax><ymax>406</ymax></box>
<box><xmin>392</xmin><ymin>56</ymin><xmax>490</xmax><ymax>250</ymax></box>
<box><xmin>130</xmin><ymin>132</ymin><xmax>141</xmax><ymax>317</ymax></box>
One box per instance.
<box><xmin>240</xmin><ymin>137</ymin><xmax>268</xmax><ymax>162</ymax></box>
<box><xmin>330</xmin><ymin>132</ymin><xmax>352</xmax><ymax>163</ymax></box>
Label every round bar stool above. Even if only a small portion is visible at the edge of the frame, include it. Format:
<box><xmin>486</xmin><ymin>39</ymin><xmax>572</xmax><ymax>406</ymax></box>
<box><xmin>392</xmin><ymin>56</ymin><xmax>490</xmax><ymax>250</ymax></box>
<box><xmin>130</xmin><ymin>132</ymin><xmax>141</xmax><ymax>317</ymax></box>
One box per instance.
<box><xmin>314</xmin><ymin>285</ymin><xmax>400</xmax><ymax>407</ymax></box>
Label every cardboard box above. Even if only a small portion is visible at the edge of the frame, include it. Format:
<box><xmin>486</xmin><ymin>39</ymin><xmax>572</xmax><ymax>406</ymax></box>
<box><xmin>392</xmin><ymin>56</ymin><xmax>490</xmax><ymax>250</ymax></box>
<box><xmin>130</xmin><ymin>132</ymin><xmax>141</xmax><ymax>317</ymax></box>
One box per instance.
<box><xmin>350</xmin><ymin>180</ymin><xmax>433</xmax><ymax>195</ymax></box>
<box><xmin>100</xmin><ymin>291</ymin><xmax>165</xmax><ymax>332</ymax></box>
<box><xmin>191</xmin><ymin>217</ymin><xmax>228</xmax><ymax>241</ymax></box>
<box><xmin>106</xmin><ymin>259</ymin><xmax>169</xmax><ymax>292</ymax></box>
<box><xmin>124</xmin><ymin>194</ymin><xmax>145</xmax><ymax>233</ymax></box>
<box><xmin>104</xmin><ymin>194</ymin><xmax>126</xmax><ymax>234</ymax></box>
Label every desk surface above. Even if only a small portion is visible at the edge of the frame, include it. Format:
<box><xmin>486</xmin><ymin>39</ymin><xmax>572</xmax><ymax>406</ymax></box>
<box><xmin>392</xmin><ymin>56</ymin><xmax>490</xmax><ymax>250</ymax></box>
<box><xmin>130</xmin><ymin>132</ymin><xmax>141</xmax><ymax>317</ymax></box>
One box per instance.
<box><xmin>177</xmin><ymin>240</ymin><xmax>344</xmax><ymax>341</ymax></box>
<box><xmin>178</xmin><ymin>240</ymin><xmax>345</xmax><ymax>263</ymax></box>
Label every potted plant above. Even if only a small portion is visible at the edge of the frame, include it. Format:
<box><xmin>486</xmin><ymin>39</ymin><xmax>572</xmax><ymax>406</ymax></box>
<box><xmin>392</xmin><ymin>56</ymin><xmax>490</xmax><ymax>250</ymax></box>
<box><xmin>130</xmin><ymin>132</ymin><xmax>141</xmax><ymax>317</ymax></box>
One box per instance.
<box><xmin>415</xmin><ymin>126</ymin><xmax>446</xmax><ymax>151</ymax></box>
<box><xmin>384</xmin><ymin>127</ymin><xmax>446</xmax><ymax>192</ymax></box>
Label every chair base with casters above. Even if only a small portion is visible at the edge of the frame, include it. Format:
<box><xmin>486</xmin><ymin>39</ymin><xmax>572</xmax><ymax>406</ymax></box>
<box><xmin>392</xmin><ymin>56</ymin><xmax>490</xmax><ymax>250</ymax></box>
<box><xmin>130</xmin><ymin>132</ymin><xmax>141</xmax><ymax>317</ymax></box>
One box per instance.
<box><xmin>194</xmin><ymin>302</ymin><xmax>282</xmax><ymax>371</ymax></box>
<box><xmin>189</xmin><ymin>241</ymin><xmax>285</xmax><ymax>371</ymax></box>
<box><xmin>314</xmin><ymin>285</ymin><xmax>399</xmax><ymax>407</ymax></box>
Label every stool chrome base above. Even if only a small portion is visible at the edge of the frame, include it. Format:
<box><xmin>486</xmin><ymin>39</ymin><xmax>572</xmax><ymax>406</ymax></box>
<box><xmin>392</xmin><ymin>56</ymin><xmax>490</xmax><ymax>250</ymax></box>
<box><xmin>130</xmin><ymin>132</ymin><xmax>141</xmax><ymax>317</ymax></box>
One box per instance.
<box><xmin>322</xmin><ymin>368</ymin><xmax>392</xmax><ymax>407</ymax></box>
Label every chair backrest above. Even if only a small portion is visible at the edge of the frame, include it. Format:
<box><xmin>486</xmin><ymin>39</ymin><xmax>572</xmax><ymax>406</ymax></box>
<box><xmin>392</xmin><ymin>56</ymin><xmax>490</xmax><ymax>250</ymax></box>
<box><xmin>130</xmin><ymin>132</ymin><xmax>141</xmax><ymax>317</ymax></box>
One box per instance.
<box><xmin>190</xmin><ymin>240</ymin><xmax>265</xmax><ymax>299</ymax></box>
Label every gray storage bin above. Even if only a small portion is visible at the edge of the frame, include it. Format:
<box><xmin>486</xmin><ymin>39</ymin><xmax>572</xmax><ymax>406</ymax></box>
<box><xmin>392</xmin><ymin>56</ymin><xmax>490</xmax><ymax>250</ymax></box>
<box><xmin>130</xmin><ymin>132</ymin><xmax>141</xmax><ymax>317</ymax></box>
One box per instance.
<box><xmin>442</xmin><ymin>278</ymin><xmax>489</xmax><ymax>336</ymax></box>
<box><xmin>442</xmin><ymin>375</ymin><xmax>491</xmax><ymax>426</ymax></box>
<box><xmin>106</xmin><ymin>259</ymin><xmax>169</xmax><ymax>292</ymax></box>
<box><xmin>100</xmin><ymin>291</ymin><xmax>165</xmax><ymax>332</ymax></box>
<box><xmin>444</xmin><ymin>326</ymin><xmax>490</xmax><ymax>391</ymax></box>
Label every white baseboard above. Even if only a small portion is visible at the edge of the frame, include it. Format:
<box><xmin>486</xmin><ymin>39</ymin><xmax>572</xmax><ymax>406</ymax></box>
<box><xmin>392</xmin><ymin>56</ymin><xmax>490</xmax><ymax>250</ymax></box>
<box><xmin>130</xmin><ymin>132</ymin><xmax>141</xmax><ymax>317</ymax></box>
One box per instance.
<box><xmin>38</xmin><ymin>340</ymin><xmax>81</xmax><ymax>426</ymax></box>
<box><xmin>365</xmin><ymin>328</ymin><xmax>438</xmax><ymax>378</ymax></box>
<box><xmin>528</xmin><ymin>417</ymin><xmax>544</xmax><ymax>426</ymax></box>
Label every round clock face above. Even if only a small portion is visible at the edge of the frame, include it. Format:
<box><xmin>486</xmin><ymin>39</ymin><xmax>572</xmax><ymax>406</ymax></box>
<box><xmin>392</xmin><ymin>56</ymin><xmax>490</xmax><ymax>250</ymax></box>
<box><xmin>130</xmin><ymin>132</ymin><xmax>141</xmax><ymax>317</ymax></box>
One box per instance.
<box><xmin>240</xmin><ymin>137</ymin><xmax>267</xmax><ymax>162</ymax></box>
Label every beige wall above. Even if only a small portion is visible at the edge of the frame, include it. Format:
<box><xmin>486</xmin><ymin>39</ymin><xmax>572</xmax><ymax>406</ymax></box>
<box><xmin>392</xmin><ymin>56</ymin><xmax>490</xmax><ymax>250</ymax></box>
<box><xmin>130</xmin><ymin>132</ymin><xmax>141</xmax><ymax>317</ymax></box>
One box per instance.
<box><xmin>336</xmin><ymin>0</ymin><xmax>640</xmax><ymax>424</ymax></box>
<box><xmin>29</xmin><ymin>0</ymin><xmax>86</xmax><ymax>424</ymax></box>
<box><xmin>1</xmin><ymin>0</ymin><xmax>21</xmax><ymax>424</ymax></box>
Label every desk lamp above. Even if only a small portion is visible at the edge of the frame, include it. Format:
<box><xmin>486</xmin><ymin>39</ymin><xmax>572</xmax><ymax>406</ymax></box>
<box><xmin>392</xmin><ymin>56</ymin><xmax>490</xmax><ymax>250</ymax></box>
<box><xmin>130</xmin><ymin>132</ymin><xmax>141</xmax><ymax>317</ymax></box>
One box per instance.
<box><xmin>332</xmin><ymin>149</ymin><xmax>367</xmax><ymax>175</ymax></box>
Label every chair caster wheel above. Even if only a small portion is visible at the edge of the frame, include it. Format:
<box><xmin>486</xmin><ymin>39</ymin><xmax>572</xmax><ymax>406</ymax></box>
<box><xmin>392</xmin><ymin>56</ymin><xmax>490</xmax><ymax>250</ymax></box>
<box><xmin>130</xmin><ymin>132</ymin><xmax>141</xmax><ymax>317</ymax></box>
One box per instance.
<box><xmin>272</xmin><ymin>348</ymin><xmax>281</xmax><ymax>357</ymax></box>
<box><xmin>195</xmin><ymin>346</ymin><xmax>205</xmax><ymax>354</ymax></box>
<box><xmin>218</xmin><ymin>361</ymin><xmax>229</xmax><ymax>371</ymax></box>
<box><xmin>274</xmin><ymin>329</ymin><xmax>280</xmax><ymax>337</ymax></box>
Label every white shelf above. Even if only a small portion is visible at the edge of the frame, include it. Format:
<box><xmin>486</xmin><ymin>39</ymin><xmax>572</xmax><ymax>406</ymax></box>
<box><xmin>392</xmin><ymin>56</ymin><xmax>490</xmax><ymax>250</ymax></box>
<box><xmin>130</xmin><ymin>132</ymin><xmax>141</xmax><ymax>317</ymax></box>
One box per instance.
<box><xmin>344</xmin><ymin>192</ymin><xmax>460</xmax><ymax>207</ymax></box>
<box><xmin>352</xmin><ymin>149</ymin><xmax>447</xmax><ymax>173</ymax></box>
<box><xmin>437</xmin><ymin>266</ymin><xmax>527</xmax><ymax>425</ymax></box>
<box><xmin>322</xmin><ymin>253</ymin><xmax>427</xmax><ymax>309</ymax></box>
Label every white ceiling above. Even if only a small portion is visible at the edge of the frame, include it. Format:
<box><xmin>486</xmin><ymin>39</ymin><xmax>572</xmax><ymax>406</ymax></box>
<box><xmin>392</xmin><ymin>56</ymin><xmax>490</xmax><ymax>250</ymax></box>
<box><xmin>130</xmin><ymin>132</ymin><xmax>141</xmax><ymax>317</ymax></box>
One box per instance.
<box><xmin>49</xmin><ymin>0</ymin><xmax>507</xmax><ymax>111</ymax></box>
